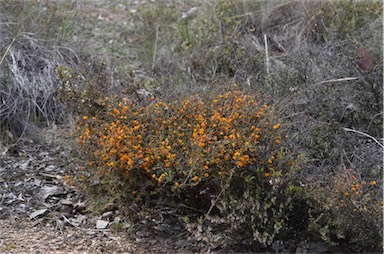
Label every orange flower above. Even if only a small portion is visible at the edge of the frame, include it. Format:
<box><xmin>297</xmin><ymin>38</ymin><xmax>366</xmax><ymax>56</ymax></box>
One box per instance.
<box><xmin>158</xmin><ymin>173</ymin><xmax>166</xmax><ymax>183</ymax></box>
<box><xmin>83</xmin><ymin>115</ymin><xmax>88</xmax><ymax>120</ymax></box>
<box><xmin>372</xmin><ymin>180</ymin><xmax>377</xmax><ymax>186</ymax></box>
<box><xmin>264</xmin><ymin>172</ymin><xmax>271</xmax><ymax>177</ymax></box>
<box><xmin>273</xmin><ymin>123</ymin><xmax>281</xmax><ymax>130</ymax></box>
<box><xmin>192</xmin><ymin>176</ymin><xmax>199</xmax><ymax>182</ymax></box>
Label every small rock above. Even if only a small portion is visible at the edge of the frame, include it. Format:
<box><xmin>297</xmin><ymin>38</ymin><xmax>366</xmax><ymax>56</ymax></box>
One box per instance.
<box><xmin>101</xmin><ymin>211</ymin><xmax>114</xmax><ymax>220</ymax></box>
<box><xmin>30</xmin><ymin>208</ymin><xmax>49</xmax><ymax>219</ymax></box>
<box><xmin>96</xmin><ymin>219</ymin><xmax>109</xmax><ymax>229</ymax></box>
<box><xmin>33</xmin><ymin>178</ymin><xmax>42</xmax><ymax>186</ymax></box>
<box><xmin>40</xmin><ymin>186</ymin><xmax>66</xmax><ymax>200</ymax></box>
<box><xmin>60</xmin><ymin>199</ymin><xmax>73</xmax><ymax>206</ymax></box>
<box><xmin>44</xmin><ymin>165</ymin><xmax>56</xmax><ymax>172</ymax></box>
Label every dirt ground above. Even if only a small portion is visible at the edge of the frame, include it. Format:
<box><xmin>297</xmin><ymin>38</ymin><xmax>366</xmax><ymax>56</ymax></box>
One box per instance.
<box><xmin>0</xmin><ymin>137</ymin><xmax>206</xmax><ymax>254</ymax></box>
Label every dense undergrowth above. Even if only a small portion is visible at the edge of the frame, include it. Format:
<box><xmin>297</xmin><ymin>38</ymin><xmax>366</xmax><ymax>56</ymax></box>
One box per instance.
<box><xmin>1</xmin><ymin>0</ymin><xmax>382</xmax><ymax>252</ymax></box>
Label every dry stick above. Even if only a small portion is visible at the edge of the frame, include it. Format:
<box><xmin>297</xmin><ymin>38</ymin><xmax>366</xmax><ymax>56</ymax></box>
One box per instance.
<box><xmin>0</xmin><ymin>36</ymin><xmax>17</xmax><ymax>66</ymax></box>
<box><xmin>264</xmin><ymin>34</ymin><xmax>274</xmax><ymax>96</ymax></box>
<box><xmin>343</xmin><ymin>127</ymin><xmax>384</xmax><ymax>149</ymax></box>
<box><xmin>151</xmin><ymin>23</ymin><xmax>160</xmax><ymax>75</ymax></box>
<box><xmin>264</xmin><ymin>34</ymin><xmax>270</xmax><ymax>76</ymax></box>
<box><xmin>312</xmin><ymin>77</ymin><xmax>359</xmax><ymax>86</ymax></box>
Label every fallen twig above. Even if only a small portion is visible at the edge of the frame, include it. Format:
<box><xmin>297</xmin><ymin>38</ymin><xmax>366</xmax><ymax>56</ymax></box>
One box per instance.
<box><xmin>312</xmin><ymin>77</ymin><xmax>359</xmax><ymax>86</ymax></box>
<box><xmin>343</xmin><ymin>127</ymin><xmax>384</xmax><ymax>149</ymax></box>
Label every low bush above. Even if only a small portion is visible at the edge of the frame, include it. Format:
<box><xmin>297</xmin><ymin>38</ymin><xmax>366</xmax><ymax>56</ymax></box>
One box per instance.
<box><xmin>70</xmin><ymin>87</ymin><xmax>302</xmax><ymax>246</ymax></box>
<box><xmin>306</xmin><ymin>167</ymin><xmax>383</xmax><ymax>252</ymax></box>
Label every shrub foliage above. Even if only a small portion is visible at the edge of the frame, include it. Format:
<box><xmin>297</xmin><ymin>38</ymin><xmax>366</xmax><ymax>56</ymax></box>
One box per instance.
<box><xmin>72</xmin><ymin>88</ymin><xmax>301</xmax><ymax>246</ymax></box>
<box><xmin>306</xmin><ymin>167</ymin><xmax>383</xmax><ymax>252</ymax></box>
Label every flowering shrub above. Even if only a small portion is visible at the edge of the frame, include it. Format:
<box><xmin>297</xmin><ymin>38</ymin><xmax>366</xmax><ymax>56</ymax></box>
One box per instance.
<box><xmin>73</xmin><ymin>88</ymin><xmax>301</xmax><ymax>246</ymax></box>
<box><xmin>307</xmin><ymin>168</ymin><xmax>383</xmax><ymax>252</ymax></box>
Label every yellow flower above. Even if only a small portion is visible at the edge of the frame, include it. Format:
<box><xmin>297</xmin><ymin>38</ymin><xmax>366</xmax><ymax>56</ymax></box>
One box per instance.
<box><xmin>192</xmin><ymin>176</ymin><xmax>199</xmax><ymax>182</ymax></box>
<box><xmin>204</xmin><ymin>173</ymin><xmax>209</xmax><ymax>178</ymax></box>
<box><xmin>273</xmin><ymin>123</ymin><xmax>281</xmax><ymax>130</ymax></box>
<box><xmin>372</xmin><ymin>180</ymin><xmax>377</xmax><ymax>186</ymax></box>
<box><xmin>113</xmin><ymin>108</ymin><xmax>120</xmax><ymax>115</ymax></box>
<box><xmin>175</xmin><ymin>182</ymin><xmax>180</xmax><ymax>187</ymax></box>
<box><xmin>158</xmin><ymin>173</ymin><xmax>166</xmax><ymax>183</ymax></box>
<box><xmin>83</xmin><ymin>115</ymin><xmax>88</xmax><ymax>120</ymax></box>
